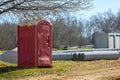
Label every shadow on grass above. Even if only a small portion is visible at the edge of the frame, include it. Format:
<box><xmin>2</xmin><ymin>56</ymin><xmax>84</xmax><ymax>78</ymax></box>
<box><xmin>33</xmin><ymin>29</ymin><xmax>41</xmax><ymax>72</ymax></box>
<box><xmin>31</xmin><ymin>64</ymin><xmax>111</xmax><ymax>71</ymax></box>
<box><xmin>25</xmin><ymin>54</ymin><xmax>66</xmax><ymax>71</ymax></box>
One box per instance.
<box><xmin>0</xmin><ymin>65</ymin><xmax>52</xmax><ymax>74</ymax></box>
<box><xmin>0</xmin><ymin>66</ymin><xmax>36</xmax><ymax>73</ymax></box>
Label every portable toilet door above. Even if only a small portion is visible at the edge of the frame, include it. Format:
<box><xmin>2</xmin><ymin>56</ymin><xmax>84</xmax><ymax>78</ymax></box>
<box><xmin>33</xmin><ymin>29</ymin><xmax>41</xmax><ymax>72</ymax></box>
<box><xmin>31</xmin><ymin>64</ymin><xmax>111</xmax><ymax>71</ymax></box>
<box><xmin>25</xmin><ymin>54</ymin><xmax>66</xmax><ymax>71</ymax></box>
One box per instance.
<box><xmin>35</xmin><ymin>20</ymin><xmax>52</xmax><ymax>67</ymax></box>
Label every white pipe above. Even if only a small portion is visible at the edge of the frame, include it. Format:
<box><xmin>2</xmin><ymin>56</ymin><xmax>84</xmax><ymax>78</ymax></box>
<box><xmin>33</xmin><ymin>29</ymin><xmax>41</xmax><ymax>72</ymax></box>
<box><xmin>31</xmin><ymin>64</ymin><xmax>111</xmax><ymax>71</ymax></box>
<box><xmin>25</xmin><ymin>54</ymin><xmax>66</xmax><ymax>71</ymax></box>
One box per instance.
<box><xmin>64</xmin><ymin>48</ymin><xmax>120</xmax><ymax>53</ymax></box>
<box><xmin>0</xmin><ymin>48</ymin><xmax>18</xmax><ymax>63</ymax></box>
<box><xmin>83</xmin><ymin>51</ymin><xmax>120</xmax><ymax>60</ymax></box>
<box><xmin>0</xmin><ymin>48</ymin><xmax>120</xmax><ymax>64</ymax></box>
<box><xmin>0</xmin><ymin>56</ymin><xmax>1</xmax><ymax>60</ymax></box>
<box><xmin>52</xmin><ymin>53</ymin><xmax>73</xmax><ymax>60</ymax></box>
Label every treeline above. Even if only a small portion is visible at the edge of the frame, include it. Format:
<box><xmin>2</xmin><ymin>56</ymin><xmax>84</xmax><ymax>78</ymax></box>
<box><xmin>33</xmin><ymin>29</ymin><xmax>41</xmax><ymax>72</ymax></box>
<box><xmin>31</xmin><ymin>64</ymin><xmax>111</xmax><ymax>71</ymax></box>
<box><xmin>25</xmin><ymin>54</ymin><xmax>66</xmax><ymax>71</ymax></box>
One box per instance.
<box><xmin>0</xmin><ymin>23</ymin><xmax>17</xmax><ymax>50</ymax></box>
<box><xmin>85</xmin><ymin>10</ymin><xmax>120</xmax><ymax>34</ymax></box>
<box><xmin>0</xmin><ymin>10</ymin><xmax>120</xmax><ymax>50</ymax></box>
<box><xmin>51</xmin><ymin>16</ymin><xmax>85</xmax><ymax>48</ymax></box>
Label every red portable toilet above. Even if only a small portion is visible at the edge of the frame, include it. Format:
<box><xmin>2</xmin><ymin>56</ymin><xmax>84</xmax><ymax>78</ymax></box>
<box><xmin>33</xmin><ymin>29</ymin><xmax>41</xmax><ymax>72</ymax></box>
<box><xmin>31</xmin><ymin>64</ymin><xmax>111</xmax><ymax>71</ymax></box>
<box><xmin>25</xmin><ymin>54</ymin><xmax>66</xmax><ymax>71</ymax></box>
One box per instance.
<box><xmin>18</xmin><ymin>20</ymin><xmax>52</xmax><ymax>67</ymax></box>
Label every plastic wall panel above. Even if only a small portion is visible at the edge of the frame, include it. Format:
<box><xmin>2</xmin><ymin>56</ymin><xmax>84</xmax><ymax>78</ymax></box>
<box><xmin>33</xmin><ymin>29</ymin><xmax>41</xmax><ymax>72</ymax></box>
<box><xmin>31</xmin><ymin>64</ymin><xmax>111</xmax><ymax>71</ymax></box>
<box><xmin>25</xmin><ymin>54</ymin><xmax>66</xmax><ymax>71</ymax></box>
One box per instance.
<box><xmin>108</xmin><ymin>33</ymin><xmax>120</xmax><ymax>49</ymax></box>
<box><xmin>94</xmin><ymin>32</ymin><xmax>108</xmax><ymax>48</ymax></box>
<box><xmin>115</xmin><ymin>35</ymin><xmax>120</xmax><ymax>49</ymax></box>
<box><xmin>18</xmin><ymin>26</ymin><xmax>35</xmax><ymax>66</ymax></box>
<box><xmin>109</xmin><ymin>35</ymin><xmax>115</xmax><ymax>48</ymax></box>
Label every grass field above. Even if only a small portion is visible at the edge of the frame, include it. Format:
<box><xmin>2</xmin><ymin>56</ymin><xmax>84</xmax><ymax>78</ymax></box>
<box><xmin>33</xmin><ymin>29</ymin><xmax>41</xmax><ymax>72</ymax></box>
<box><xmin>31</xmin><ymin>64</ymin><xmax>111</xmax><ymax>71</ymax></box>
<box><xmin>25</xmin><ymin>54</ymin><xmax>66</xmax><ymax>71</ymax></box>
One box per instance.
<box><xmin>0</xmin><ymin>60</ymin><xmax>74</xmax><ymax>80</ymax></box>
<box><xmin>0</xmin><ymin>59</ymin><xmax>120</xmax><ymax>80</ymax></box>
<box><xmin>0</xmin><ymin>50</ymin><xmax>7</xmax><ymax>55</ymax></box>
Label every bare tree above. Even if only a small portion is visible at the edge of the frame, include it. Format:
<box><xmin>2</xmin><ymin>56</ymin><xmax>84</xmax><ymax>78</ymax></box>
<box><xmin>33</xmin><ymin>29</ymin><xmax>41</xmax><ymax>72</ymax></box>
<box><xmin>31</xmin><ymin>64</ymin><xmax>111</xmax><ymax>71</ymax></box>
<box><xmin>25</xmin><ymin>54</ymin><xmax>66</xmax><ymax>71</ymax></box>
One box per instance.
<box><xmin>50</xmin><ymin>14</ymin><xmax>84</xmax><ymax>48</ymax></box>
<box><xmin>0</xmin><ymin>0</ymin><xmax>93</xmax><ymax>24</ymax></box>
<box><xmin>116</xmin><ymin>10</ymin><xmax>120</xmax><ymax>31</ymax></box>
<box><xmin>90</xmin><ymin>10</ymin><xmax>116</xmax><ymax>33</ymax></box>
<box><xmin>0</xmin><ymin>22</ymin><xmax>17</xmax><ymax>50</ymax></box>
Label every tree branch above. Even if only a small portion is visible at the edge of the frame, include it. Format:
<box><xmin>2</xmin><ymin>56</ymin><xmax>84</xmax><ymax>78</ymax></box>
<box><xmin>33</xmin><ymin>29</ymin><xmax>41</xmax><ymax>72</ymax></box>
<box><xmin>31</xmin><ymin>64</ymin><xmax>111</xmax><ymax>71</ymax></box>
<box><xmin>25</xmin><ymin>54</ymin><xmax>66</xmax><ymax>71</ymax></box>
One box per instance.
<box><xmin>0</xmin><ymin>0</ymin><xmax>15</xmax><ymax>7</ymax></box>
<box><xmin>0</xmin><ymin>0</ymin><xmax>25</xmax><ymax>14</ymax></box>
<box><xmin>14</xmin><ymin>1</ymin><xmax>72</xmax><ymax>11</ymax></box>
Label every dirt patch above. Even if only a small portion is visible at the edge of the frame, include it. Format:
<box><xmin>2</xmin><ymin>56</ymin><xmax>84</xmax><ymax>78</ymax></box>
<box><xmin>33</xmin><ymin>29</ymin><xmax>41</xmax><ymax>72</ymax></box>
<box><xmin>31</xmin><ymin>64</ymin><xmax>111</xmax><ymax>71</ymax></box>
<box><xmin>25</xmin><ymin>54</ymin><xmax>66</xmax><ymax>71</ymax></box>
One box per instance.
<box><xmin>19</xmin><ymin>67</ymin><xmax>120</xmax><ymax>80</ymax></box>
<box><xmin>19</xmin><ymin>59</ymin><xmax>120</xmax><ymax>80</ymax></box>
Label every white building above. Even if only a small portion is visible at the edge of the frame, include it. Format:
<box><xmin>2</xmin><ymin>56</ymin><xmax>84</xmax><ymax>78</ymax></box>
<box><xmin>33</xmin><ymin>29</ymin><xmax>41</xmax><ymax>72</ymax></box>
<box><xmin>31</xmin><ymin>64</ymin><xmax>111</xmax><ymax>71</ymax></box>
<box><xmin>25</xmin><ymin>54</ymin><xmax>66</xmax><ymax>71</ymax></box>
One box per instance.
<box><xmin>94</xmin><ymin>32</ymin><xmax>120</xmax><ymax>49</ymax></box>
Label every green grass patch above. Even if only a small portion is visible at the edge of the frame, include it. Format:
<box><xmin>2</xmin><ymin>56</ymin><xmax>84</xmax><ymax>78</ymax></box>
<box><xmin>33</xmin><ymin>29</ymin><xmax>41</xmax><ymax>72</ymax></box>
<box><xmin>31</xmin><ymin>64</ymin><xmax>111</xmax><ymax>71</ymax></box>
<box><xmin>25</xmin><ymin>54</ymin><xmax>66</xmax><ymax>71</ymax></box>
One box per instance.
<box><xmin>0</xmin><ymin>50</ymin><xmax>7</xmax><ymax>55</ymax></box>
<box><xmin>0</xmin><ymin>60</ymin><xmax>75</xmax><ymax>80</ymax></box>
<box><xmin>52</xmin><ymin>47</ymin><xmax>95</xmax><ymax>51</ymax></box>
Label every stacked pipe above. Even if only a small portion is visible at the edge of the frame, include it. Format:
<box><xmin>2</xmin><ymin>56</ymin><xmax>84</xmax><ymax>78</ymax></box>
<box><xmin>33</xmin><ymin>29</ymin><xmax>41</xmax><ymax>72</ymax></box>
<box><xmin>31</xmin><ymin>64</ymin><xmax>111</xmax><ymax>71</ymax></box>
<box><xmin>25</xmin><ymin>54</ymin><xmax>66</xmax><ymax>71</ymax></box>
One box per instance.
<box><xmin>52</xmin><ymin>51</ymin><xmax>120</xmax><ymax>61</ymax></box>
<box><xmin>52</xmin><ymin>52</ymin><xmax>73</xmax><ymax>60</ymax></box>
<box><xmin>0</xmin><ymin>48</ymin><xmax>18</xmax><ymax>63</ymax></box>
<box><xmin>72</xmin><ymin>52</ymin><xmax>84</xmax><ymax>61</ymax></box>
<box><xmin>64</xmin><ymin>48</ymin><xmax>120</xmax><ymax>53</ymax></box>
<box><xmin>83</xmin><ymin>51</ymin><xmax>120</xmax><ymax>60</ymax></box>
<box><xmin>72</xmin><ymin>51</ymin><xmax>120</xmax><ymax>61</ymax></box>
<box><xmin>0</xmin><ymin>48</ymin><xmax>120</xmax><ymax>64</ymax></box>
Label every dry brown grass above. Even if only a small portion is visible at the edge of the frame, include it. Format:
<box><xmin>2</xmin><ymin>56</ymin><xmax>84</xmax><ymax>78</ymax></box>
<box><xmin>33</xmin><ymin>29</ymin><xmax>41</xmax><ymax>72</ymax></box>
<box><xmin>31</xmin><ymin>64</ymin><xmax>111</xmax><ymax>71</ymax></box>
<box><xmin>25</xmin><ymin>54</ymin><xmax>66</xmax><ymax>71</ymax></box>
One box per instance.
<box><xmin>0</xmin><ymin>58</ymin><xmax>120</xmax><ymax>80</ymax></box>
